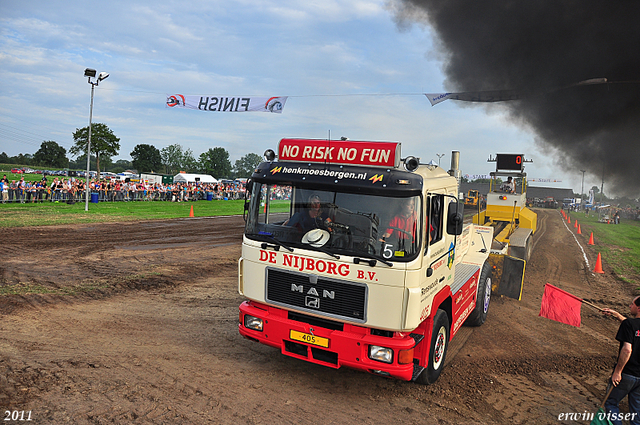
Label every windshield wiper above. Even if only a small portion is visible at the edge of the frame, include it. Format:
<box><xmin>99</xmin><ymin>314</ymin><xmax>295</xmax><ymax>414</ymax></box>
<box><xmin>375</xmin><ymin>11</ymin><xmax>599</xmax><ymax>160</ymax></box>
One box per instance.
<box><xmin>303</xmin><ymin>244</ymin><xmax>340</xmax><ymax>259</ymax></box>
<box><xmin>246</xmin><ymin>233</ymin><xmax>294</xmax><ymax>252</ymax></box>
<box><xmin>353</xmin><ymin>253</ymin><xmax>393</xmax><ymax>267</ymax></box>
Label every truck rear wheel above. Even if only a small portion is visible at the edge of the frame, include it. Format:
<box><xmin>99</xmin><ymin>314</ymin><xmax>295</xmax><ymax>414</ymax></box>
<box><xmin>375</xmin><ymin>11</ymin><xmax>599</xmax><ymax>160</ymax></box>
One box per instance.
<box><xmin>416</xmin><ymin>309</ymin><xmax>449</xmax><ymax>385</ymax></box>
<box><xmin>465</xmin><ymin>262</ymin><xmax>492</xmax><ymax>327</ymax></box>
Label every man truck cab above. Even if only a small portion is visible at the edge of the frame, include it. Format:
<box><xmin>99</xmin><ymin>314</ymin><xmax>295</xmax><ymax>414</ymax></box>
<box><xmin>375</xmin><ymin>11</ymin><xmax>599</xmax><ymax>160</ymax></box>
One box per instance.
<box><xmin>238</xmin><ymin>138</ymin><xmax>495</xmax><ymax>383</ymax></box>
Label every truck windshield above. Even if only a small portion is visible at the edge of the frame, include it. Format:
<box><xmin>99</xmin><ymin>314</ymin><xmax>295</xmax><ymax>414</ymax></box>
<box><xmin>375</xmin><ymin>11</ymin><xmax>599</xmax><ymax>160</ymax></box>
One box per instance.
<box><xmin>245</xmin><ymin>183</ymin><xmax>421</xmax><ymax>262</ymax></box>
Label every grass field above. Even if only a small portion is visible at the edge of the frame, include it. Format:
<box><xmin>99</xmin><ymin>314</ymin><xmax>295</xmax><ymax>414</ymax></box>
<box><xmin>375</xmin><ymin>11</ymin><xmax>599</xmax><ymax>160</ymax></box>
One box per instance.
<box><xmin>568</xmin><ymin>210</ymin><xmax>640</xmax><ymax>284</ymax></box>
<box><xmin>0</xmin><ymin>199</ymin><xmax>246</xmax><ymax>227</ymax></box>
<box><xmin>1</xmin><ymin>171</ymin><xmax>57</xmax><ymax>183</ymax></box>
<box><xmin>268</xmin><ymin>199</ymin><xmax>291</xmax><ymax>213</ymax></box>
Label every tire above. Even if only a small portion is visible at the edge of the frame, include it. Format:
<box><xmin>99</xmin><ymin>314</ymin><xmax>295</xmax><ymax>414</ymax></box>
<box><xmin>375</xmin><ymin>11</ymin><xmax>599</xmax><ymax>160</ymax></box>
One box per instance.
<box><xmin>524</xmin><ymin>236</ymin><xmax>533</xmax><ymax>262</ymax></box>
<box><xmin>416</xmin><ymin>309</ymin><xmax>450</xmax><ymax>385</ymax></box>
<box><xmin>510</xmin><ymin>235</ymin><xmax>532</xmax><ymax>262</ymax></box>
<box><xmin>465</xmin><ymin>262</ymin><xmax>492</xmax><ymax>327</ymax></box>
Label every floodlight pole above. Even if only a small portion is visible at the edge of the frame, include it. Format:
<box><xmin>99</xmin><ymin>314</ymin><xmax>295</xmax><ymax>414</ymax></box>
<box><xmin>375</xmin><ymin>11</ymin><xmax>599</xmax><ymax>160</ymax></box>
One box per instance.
<box><xmin>85</xmin><ymin>81</ymin><xmax>96</xmax><ymax>211</ymax></box>
<box><xmin>580</xmin><ymin>170</ymin><xmax>586</xmax><ymax>209</ymax></box>
<box><xmin>83</xmin><ymin>70</ymin><xmax>108</xmax><ymax>211</ymax></box>
<box><xmin>436</xmin><ymin>153</ymin><xmax>445</xmax><ymax>167</ymax></box>
<box><xmin>600</xmin><ymin>162</ymin><xmax>605</xmax><ymax>206</ymax></box>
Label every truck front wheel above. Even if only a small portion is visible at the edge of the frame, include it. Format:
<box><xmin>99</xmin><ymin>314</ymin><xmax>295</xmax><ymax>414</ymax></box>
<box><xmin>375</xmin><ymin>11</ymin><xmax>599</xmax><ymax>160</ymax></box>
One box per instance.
<box><xmin>416</xmin><ymin>309</ymin><xmax>450</xmax><ymax>385</ymax></box>
<box><xmin>465</xmin><ymin>262</ymin><xmax>492</xmax><ymax>327</ymax></box>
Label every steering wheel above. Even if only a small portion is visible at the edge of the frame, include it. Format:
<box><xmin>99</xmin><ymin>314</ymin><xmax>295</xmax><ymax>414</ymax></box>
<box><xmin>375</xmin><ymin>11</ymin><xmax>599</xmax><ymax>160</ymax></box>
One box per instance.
<box><xmin>387</xmin><ymin>226</ymin><xmax>413</xmax><ymax>238</ymax></box>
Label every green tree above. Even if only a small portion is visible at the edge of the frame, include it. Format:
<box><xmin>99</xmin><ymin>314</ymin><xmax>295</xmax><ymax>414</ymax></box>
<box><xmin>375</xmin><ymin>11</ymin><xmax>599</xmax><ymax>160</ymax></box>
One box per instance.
<box><xmin>160</xmin><ymin>144</ymin><xmax>199</xmax><ymax>174</ymax></box>
<box><xmin>131</xmin><ymin>144</ymin><xmax>162</xmax><ymax>173</ymax></box>
<box><xmin>14</xmin><ymin>153</ymin><xmax>33</xmax><ymax>166</ymax></box>
<box><xmin>115</xmin><ymin>159</ymin><xmax>133</xmax><ymax>169</ymax></box>
<box><xmin>111</xmin><ymin>159</ymin><xmax>133</xmax><ymax>173</ymax></box>
<box><xmin>0</xmin><ymin>152</ymin><xmax>10</xmax><ymax>164</ymax></box>
<box><xmin>233</xmin><ymin>153</ymin><xmax>262</xmax><ymax>178</ymax></box>
<box><xmin>69</xmin><ymin>154</ymin><xmax>96</xmax><ymax>171</ymax></box>
<box><xmin>160</xmin><ymin>144</ymin><xmax>198</xmax><ymax>174</ymax></box>
<box><xmin>182</xmin><ymin>148</ymin><xmax>198</xmax><ymax>173</ymax></box>
<box><xmin>199</xmin><ymin>147</ymin><xmax>232</xmax><ymax>179</ymax></box>
<box><xmin>70</xmin><ymin>123</ymin><xmax>120</xmax><ymax>179</ymax></box>
<box><xmin>161</xmin><ymin>144</ymin><xmax>184</xmax><ymax>175</ymax></box>
<box><xmin>33</xmin><ymin>141</ymin><xmax>68</xmax><ymax>168</ymax></box>
<box><xmin>101</xmin><ymin>156</ymin><xmax>114</xmax><ymax>172</ymax></box>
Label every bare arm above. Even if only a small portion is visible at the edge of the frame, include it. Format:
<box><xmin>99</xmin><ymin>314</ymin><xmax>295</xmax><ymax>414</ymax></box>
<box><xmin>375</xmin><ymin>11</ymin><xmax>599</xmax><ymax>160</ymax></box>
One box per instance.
<box><xmin>602</xmin><ymin>308</ymin><xmax>626</xmax><ymax>322</ymax></box>
<box><xmin>612</xmin><ymin>342</ymin><xmax>633</xmax><ymax>386</ymax></box>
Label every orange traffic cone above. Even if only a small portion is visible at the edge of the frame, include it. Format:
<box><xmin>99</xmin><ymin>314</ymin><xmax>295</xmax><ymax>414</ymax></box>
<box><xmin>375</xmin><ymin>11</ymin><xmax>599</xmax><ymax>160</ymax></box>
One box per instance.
<box><xmin>189</xmin><ymin>205</ymin><xmax>194</xmax><ymax>217</ymax></box>
<box><xmin>567</xmin><ymin>216</ymin><xmax>571</xmax><ymax>224</ymax></box>
<box><xmin>594</xmin><ymin>253</ymin><xmax>604</xmax><ymax>274</ymax></box>
<box><xmin>577</xmin><ymin>224</ymin><xmax>582</xmax><ymax>234</ymax></box>
<box><xmin>574</xmin><ymin>219</ymin><xmax>578</xmax><ymax>228</ymax></box>
<box><xmin>588</xmin><ymin>232</ymin><xmax>595</xmax><ymax>245</ymax></box>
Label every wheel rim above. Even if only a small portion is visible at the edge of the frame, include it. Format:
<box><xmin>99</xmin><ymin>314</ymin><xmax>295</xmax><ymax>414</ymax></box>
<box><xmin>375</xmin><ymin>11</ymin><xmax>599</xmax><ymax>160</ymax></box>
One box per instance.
<box><xmin>483</xmin><ymin>277</ymin><xmax>491</xmax><ymax>313</ymax></box>
<box><xmin>433</xmin><ymin>326</ymin><xmax>447</xmax><ymax>369</ymax></box>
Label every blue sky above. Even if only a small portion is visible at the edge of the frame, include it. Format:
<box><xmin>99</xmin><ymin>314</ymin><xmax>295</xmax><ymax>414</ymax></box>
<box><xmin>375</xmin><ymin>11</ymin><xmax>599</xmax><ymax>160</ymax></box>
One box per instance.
<box><xmin>0</xmin><ymin>0</ymin><xmax>597</xmax><ymax>193</ymax></box>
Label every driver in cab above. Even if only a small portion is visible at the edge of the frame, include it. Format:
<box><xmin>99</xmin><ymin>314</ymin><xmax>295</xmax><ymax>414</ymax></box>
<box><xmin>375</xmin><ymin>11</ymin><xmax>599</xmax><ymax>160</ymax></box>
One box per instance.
<box><xmin>285</xmin><ymin>194</ymin><xmax>332</xmax><ymax>232</ymax></box>
<box><xmin>381</xmin><ymin>198</ymin><xmax>417</xmax><ymax>243</ymax></box>
<box><xmin>501</xmin><ymin>176</ymin><xmax>515</xmax><ymax>194</ymax></box>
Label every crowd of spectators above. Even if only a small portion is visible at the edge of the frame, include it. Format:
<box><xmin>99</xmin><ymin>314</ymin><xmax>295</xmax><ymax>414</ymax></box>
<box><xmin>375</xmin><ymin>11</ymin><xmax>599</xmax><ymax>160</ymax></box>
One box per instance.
<box><xmin>613</xmin><ymin>207</ymin><xmax>640</xmax><ymax>221</ymax></box>
<box><xmin>0</xmin><ymin>174</ymin><xmax>246</xmax><ymax>204</ymax></box>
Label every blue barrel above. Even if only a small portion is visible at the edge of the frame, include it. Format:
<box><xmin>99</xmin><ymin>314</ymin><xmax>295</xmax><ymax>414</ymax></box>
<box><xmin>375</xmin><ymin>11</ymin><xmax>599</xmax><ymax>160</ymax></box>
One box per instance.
<box><xmin>91</xmin><ymin>192</ymin><xmax>99</xmax><ymax>203</ymax></box>
<box><xmin>207</xmin><ymin>192</ymin><xmax>213</xmax><ymax>201</ymax></box>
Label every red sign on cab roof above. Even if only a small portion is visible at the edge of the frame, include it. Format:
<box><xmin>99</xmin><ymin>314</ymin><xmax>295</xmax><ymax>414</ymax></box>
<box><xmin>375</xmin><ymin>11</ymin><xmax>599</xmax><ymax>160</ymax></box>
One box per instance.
<box><xmin>277</xmin><ymin>139</ymin><xmax>400</xmax><ymax>168</ymax></box>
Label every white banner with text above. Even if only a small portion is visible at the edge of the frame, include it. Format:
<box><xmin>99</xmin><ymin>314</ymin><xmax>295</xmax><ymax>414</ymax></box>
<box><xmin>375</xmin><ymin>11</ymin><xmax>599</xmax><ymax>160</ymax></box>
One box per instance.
<box><xmin>166</xmin><ymin>95</ymin><xmax>288</xmax><ymax>113</ymax></box>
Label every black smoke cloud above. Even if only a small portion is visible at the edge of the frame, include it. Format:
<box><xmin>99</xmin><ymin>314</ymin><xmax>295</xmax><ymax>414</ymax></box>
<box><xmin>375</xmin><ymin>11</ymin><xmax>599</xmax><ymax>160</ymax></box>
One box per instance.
<box><xmin>392</xmin><ymin>0</ymin><xmax>640</xmax><ymax>198</ymax></box>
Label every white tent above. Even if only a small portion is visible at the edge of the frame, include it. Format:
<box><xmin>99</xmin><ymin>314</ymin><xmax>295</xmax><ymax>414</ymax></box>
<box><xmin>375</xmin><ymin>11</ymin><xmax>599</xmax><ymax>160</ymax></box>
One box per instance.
<box><xmin>173</xmin><ymin>173</ymin><xmax>218</xmax><ymax>184</ymax></box>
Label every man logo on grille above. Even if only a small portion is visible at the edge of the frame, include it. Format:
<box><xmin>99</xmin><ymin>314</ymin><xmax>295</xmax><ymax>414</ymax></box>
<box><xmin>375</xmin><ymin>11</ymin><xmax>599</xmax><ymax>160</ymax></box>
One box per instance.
<box><xmin>291</xmin><ymin>284</ymin><xmax>335</xmax><ymax>299</ymax></box>
<box><xmin>305</xmin><ymin>297</ymin><xmax>320</xmax><ymax>309</ymax></box>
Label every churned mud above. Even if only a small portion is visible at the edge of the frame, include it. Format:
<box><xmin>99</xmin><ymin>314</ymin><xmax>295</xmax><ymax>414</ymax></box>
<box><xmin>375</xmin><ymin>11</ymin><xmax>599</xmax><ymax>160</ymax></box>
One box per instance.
<box><xmin>0</xmin><ymin>210</ymin><xmax>630</xmax><ymax>424</ymax></box>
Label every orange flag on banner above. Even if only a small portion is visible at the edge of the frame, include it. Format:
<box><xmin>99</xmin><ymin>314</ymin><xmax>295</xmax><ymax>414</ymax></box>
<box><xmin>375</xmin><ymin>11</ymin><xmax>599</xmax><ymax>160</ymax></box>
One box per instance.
<box><xmin>539</xmin><ymin>284</ymin><xmax>583</xmax><ymax>327</ymax></box>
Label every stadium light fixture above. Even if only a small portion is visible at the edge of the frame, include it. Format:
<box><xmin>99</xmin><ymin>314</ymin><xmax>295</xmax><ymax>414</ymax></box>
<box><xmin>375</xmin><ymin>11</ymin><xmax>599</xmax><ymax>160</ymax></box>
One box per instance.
<box><xmin>83</xmin><ymin>68</ymin><xmax>109</xmax><ymax>211</ymax></box>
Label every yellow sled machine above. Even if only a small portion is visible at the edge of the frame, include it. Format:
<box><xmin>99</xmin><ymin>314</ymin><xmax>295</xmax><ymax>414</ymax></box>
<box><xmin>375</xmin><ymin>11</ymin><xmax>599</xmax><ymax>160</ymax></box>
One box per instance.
<box><xmin>472</xmin><ymin>154</ymin><xmax>537</xmax><ymax>300</ymax></box>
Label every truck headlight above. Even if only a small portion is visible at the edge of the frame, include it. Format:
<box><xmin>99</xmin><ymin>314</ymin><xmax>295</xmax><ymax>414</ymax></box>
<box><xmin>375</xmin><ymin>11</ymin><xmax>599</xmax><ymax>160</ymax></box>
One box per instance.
<box><xmin>369</xmin><ymin>345</ymin><xmax>393</xmax><ymax>364</ymax></box>
<box><xmin>244</xmin><ymin>315</ymin><xmax>263</xmax><ymax>331</ymax></box>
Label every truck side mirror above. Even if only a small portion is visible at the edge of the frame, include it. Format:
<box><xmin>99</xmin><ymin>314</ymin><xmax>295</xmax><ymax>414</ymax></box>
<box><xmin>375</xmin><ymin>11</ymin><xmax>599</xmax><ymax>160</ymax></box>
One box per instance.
<box><xmin>447</xmin><ymin>201</ymin><xmax>464</xmax><ymax>235</ymax></box>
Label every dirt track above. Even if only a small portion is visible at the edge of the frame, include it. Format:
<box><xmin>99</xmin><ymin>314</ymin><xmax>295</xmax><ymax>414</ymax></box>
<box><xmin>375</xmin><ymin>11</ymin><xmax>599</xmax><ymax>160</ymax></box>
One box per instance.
<box><xmin>0</xmin><ymin>210</ymin><xmax>634</xmax><ymax>424</ymax></box>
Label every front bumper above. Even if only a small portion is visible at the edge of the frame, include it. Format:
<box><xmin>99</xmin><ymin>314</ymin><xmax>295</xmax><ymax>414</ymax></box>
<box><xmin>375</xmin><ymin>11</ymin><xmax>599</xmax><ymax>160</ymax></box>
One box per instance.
<box><xmin>239</xmin><ymin>300</ymin><xmax>417</xmax><ymax>381</ymax></box>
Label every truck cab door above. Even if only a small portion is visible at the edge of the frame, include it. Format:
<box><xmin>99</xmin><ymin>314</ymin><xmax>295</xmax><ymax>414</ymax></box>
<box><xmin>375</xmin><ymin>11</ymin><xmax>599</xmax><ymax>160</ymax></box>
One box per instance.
<box><xmin>425</xmin><ymin>193</ymin><xmax>455</xmax><ymax>281</ymax></box>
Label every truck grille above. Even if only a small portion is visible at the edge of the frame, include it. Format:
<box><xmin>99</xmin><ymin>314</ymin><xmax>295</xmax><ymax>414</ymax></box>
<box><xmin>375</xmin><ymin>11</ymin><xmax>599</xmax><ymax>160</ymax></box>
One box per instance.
<box><xmin>266</xmin><ymin>268</ymin><xmax>367</xmax><ymax>322</ymax></box>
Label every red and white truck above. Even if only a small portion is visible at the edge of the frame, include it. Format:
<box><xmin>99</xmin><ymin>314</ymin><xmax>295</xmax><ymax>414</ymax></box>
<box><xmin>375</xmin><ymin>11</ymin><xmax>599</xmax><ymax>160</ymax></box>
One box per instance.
<box><xmin>238</xmin><ymin>138</ymin><xmax>495</xmax><ymax>383</ymax></box>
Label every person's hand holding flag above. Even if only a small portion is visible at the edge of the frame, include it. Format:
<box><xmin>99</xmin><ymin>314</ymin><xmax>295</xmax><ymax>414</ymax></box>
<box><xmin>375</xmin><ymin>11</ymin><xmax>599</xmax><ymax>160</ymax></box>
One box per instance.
<box><xmin>602</xmin><ymin>308</ymin><xmax>625</xmax><ymax>322</ymax></box>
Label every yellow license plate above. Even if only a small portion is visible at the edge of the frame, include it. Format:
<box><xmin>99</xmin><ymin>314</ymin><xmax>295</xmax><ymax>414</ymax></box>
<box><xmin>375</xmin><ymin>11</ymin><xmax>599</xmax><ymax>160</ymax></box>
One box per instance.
<box><xmin>289</xmin><ymin>330</ymin><xmax>329</xmax><ymax>348</ymax></box>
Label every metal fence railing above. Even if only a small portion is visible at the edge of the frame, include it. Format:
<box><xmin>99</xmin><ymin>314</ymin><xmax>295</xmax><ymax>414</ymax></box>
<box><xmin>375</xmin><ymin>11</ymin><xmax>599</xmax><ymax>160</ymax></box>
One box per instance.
<box><xmin>1</xmin><ymin>188</ymin><xmax>245</xmax><ymax>204</ymax></box>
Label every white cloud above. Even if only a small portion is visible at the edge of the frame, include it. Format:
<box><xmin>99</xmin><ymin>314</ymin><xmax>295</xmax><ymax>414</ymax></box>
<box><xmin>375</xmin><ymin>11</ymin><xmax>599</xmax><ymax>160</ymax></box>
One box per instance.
<box><xmin>246</xmin><ymin>0</ymin><xmax>384</xmax><ymax>23</ymax></box>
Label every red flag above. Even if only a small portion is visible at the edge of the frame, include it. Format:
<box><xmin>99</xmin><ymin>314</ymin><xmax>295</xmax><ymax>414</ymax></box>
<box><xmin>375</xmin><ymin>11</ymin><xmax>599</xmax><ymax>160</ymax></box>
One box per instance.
<box><xmin>539</xmin><ymin>284</ymin><xmax>583</xmax><ymax>327</ymax></box>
